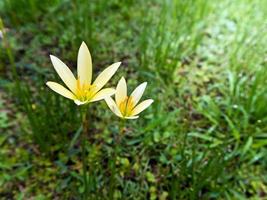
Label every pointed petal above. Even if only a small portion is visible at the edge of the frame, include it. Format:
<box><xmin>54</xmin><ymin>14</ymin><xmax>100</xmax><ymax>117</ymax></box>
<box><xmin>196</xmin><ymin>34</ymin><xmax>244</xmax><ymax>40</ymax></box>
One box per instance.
<box><xmin>77</xmin><ymin>42</ymin><xmax>92</xmax><ymax>85</ymax></box>
<box><xmin>115</xmin><ymin>77</ymin><xmax>127</xmax><ymax>105</ymax></box>
<box><xmin>105</xmin><ymin>96</ymin><xmax>122</xmax><ymax>117</ymax></box>
<box><xmin>131</xmin><ymin>99</ymin><xmax>154</xmax><ymax>116</ymax></box>
<box><xmin>74</xmin><ymin>100</ymin><xmax>88</xmax><ymax>106</ymax></box>
<box><xmin>90</xmin><ymin>88</ymin><xmax>116</xmax><ymax>102</ymax></box>
<box><xmin>50</xmin><ymin>55</ymin><xmax>76</xmax><ymax>93</ymax></box>
<box><xmin>130</xmin><ymin>82</ymin><xmax>147</xmax><ymax>106</ymax></box>
<box><xmin>125</xmin><ymin>116</ymin><xmax>139</xmax><ymax>119</ymax></box>
<box><xmin>93</xmin><ymin>62</ymin><xmax>121</xmax><ymax>91</ymax></box>
<box><xmin>46</xmin><ymin>81</ymin><xmax>75</xmax><ymax>100</ymax></box>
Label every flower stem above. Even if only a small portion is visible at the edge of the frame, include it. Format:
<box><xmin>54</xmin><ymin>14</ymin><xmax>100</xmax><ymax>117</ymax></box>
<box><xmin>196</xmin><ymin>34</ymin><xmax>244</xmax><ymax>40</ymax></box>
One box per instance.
<box><xmin>120</xmin><ymin>119</ymin><xmax>126</xmax><ymax>135</ymax></box>
<box><xmin>81</xmin><ymin>107</ymin><xmax>89</xmax><ymax>199</ymax></box>
<box><xmin>110</xmin><ymin>119</ymin><xmax>125</xmax><ymax>198</ymax></box>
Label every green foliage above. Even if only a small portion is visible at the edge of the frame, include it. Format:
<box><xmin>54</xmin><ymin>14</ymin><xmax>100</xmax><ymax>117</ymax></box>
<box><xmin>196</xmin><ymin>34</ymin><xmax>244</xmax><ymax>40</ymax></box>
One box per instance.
<box><xmin>139</xmin><ymin>0</ymin><xmax>212</xmax><ymax>84</ymax></box>
<box><xmin>1</xmin><ymin>0</ymin><xmax>60</xmax><ymax>26</ymax></box>
<box><xmin>1</xmin><ymin>0</ymin><xmax>267</xmax><ymax>199</ymax></box>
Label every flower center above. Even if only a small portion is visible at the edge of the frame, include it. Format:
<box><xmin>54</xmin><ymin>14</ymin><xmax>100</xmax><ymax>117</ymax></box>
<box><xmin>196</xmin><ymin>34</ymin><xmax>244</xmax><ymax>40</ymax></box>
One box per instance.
<box><xmin>75</xmin><ymin>78</ymin><xmax>97</xmax><ymax>102</ymax></box>
<box><xmin>119</xmin><ymin>96</ymin><xmax>134</xmax><ymax>116</ymax></box>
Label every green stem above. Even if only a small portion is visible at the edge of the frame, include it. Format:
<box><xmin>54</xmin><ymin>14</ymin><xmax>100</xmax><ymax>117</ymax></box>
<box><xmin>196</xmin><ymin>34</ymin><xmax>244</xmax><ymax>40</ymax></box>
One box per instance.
<box><xmin>119</xmin><ymin>119</ymin><xmax>126</xmax><ymax>135</ymax></box>
<box><xmin>190</xmin><ymin>138</ymin><xmax>196</xmax><ymax>200</ymax></box>
<box><xmin>0</xmin><ymin>18</ymin><xmax>20</xmax><ymax>93</ymax></box>
<box><xmin>110</xmin><ymin>119</ymin><xmax>125</xmax><ymax>199</ymax></box>
<box><xmin>81</xmin><ymin>107</ymin><xmax>89</xmax><ymax>199</ymax></box>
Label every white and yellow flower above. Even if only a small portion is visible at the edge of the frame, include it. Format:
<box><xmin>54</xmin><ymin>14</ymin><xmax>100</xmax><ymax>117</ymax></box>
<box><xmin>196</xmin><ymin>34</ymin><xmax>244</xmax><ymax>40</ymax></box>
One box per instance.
<box><xmin>46</xmin><ymin>42</ymin><xmax>121</xmax><ymax>105</ymax></box>
<box><xmin>105</xmin><ymin>77</ymin><xmax>153</xmax><ymax>119</ymax></box>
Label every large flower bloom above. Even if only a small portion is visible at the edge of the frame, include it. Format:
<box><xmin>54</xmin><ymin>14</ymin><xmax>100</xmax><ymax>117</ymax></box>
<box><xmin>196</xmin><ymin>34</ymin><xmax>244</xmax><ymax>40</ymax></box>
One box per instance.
<box><xmin>105</xmin><ymin>77</ymin><xmax>153</xmax><ymax>119</ymax></box>
<box><xmin>46</xmin><ymin>42</ymin><xmax>121</xmax><ymax>105</ymax></box>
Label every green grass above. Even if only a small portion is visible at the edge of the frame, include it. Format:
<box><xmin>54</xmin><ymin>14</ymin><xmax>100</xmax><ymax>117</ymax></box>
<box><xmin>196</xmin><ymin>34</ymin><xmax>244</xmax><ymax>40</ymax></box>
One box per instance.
<box><xmin>1</xmin><ymin>0</ymin><xmax>267</xmax><ymax>199</ymax></box>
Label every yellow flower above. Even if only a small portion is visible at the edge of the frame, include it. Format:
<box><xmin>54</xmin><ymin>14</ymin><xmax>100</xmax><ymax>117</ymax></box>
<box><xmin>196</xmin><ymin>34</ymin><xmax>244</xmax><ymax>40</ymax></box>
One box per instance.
<box><xmin>46</xmin><ymin>42</ymin><xmax>121</xmax><ymax>105</ymax></box>
<box><xmin>105</xmin><ymin>77</ymin><xmax>153</xmax><ymax>119</ymax></box>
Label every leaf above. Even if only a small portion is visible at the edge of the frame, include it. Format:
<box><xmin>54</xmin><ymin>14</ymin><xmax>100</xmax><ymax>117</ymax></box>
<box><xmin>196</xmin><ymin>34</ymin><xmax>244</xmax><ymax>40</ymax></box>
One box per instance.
<box><xmin>188</xmin><ymin>132</ymin><xmax>222</xmax><ymax>147</ymax></box>
<box><xmin>68</xmin><ymin>125</ymin><xmax>82</xmax><ymax>151</ymax></box>
<box><xmin>146</xmin><ymin>171</ymin><xmax>156</xmax><ymax>183</ymax></box>
<box><xmin>223</xmin><ymin>114</ymin><xmax>240</xmax><ymax>140</ymax></box>
<box><xmin>153</xmin><ymin>132</ymin><xmax>160</xmax><ymax>143</ymax></box>
<box><xmin>241</xmin><ymin>136</ymin><xmax>253</xmax><ymax>157</ymax></box>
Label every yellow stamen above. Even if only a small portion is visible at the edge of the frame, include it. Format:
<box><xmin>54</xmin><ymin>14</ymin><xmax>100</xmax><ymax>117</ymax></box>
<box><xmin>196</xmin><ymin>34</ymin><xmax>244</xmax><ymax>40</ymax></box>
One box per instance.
<box><xmin>75</xmin><ymin>78</ymin><xmax>97</xmax><ymax>102</ymax></box>
<box><xmin>119</xmin><ymin>96</ymin><xmax>134</xmax><ymax>117</ymax></box>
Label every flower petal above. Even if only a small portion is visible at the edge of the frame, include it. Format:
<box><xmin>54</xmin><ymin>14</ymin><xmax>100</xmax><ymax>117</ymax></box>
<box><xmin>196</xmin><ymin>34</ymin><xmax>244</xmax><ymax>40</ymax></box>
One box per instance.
<box><xmin>124</xmin><ymin>116</ymin><xmax>139</xmax><ymax>119</ymax></box>
<box><xmin>115</xmin><ymin>77</ymin><xmax>127</xmax><ymax>105</ymax></box>
<box><xmin>77</xmin><ymin>41</ymin><xmax>92</xmax><ymax>85</ymax></box>
<box><xmin>130</xmin><ymin>82</ymin><xmax>147</xmax><ymax>107</ymax></box>
<box><xmin>131</xmin><ymin>99</ymin><xmax>154</xmax><ymax>116</ymax></box>
<box><xmin>90</xmin><ymin>88</ymin><xmax>116</xmax><ymax>102</ymax></box>
<box><xmin>93</xmin><ymin>62</ymin><xmax>121</xmax><ymax>91</ymax></box>
<box><xmin>105</xmin><ymin>96</ymin><xmax>122</xmax><ymax>117</ymax></box>
<box><xmin>50</xmin><ymin>55</ymin><xmax>76</xmax><ymax>93</ymax></box>
<box><xmin>74</xmin><ymin>100</ymin><xmax>88</xmax><ymax>106</ymax></box>
<box><xmin>46</xmin><ymin>81</ymin><xmax>75</xmax><ymax>100</ymax></box>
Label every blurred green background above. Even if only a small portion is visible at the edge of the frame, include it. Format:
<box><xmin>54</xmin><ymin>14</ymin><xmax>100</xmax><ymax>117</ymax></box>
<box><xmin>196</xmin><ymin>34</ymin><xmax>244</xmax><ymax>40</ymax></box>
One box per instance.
<box><xmin>1</xmin><ymin>0</ymin><xmax>267</xmax><ymax>199</ymax></box>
